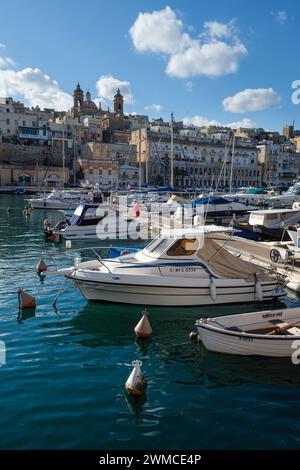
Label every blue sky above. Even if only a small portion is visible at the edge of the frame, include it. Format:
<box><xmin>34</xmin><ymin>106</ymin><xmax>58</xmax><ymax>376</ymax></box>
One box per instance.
<box><xmin>0</xmin><ymin>0</ymin><xmax>299</xmax><ymax>130</ymax></box>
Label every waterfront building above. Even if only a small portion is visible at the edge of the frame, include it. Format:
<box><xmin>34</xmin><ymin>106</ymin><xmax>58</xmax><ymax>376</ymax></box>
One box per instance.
<box><xmin>131</xmin><ymin>121</ymin><xmax>261</xmax><ymax>188</ymax></box>
<box><xmin>257</xmin><ymin>141</ymin><xmax>300</xmax><ymax>186</ymax></box>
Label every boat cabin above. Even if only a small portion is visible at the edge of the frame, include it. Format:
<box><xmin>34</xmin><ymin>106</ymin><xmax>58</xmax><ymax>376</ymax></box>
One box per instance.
<box><xmin>69</xmin><ymin>203</ymin><xmax>113</xmax><ymax>227</ymax></box>
<box><xmin>248</xmin><ymin>209</ymin><xmax>300</xmax><ymax>229</ymax></box>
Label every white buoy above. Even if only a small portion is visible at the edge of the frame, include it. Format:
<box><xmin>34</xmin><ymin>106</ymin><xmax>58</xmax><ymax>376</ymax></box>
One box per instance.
<box><xmin>125</xmin><ymin>360</ymin><xmax>147</xmax><ymax>398</ymax></box>
<box><xmin>134</xmin><ymin>309</ymin><xmax>152</xmax><ymax>338</ymax></box>
<box><xmin>36</xmin><ymin>257</ymin><xmax>47</xmax><ymax>274</ymax></box>
<box><xmin>18</xmin><ymin>289</ymin><xmax>36</xmax><ymax>309</ymax></box>
<box><xmin>65</xmin><ymin>240</ymin><xmax>72</xmax><ymax>249</ymax></box>
<box><xmin>209</xmin><ymin>277</ymin><xmax>217</xmax><ymax>302</ymax></box>
<box><xmin>43</xmin><ymin>218</ymin><xmax>52</xmax><ymax>230</ymax></box>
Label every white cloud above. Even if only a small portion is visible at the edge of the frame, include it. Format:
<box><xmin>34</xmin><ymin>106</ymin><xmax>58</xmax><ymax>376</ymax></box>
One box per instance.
<box><xmin>0</xmin><ymin>56</ymin><xmax>15</xmax><ymax>69</ymax></box>
<box><xmin>203</xmin><ymin>19</ymin><xmax>237</xmax><ymax>39</ymax></box>
<box><xmin>185</xmin><ymin>81</ymin><xmax>193</xmax><ymax>92</ymax></box>
<box><xmin>166</xmin><ymin>41</ymin><xmax>247</xmax><ymax>78</ymax></box>
<box><xmin>0</xmin><ymin>43</ymin><xmax>6</xmax><ymax>49</ymax></box>
<box><xmin>129</xmin><ymin>6</ymin><xmax>188</xmax><ymax>55</ymax></box>
<box><xmin>272</xmin><ymin>11</ymin><xmax>287</xmax><ymax>25</ymax></box>
<box><xmin>129</xmin><ymin>7</ymin><xmax>247</xmax><ymax>78</ymax></box>
<box><xmin>145</xmin><ymin>103</ymin><xmax>163</xmax><ymax>113</ymax></box>
<box><xmin>0</xmin><ymin>66</ymin><xmax>72</xmax><ymax>110</ymax></box>
<box><xmin>223</xmin><ymin>88</ymin><xmax>281</xmax><ymax>113</ymax></box>
<box><xmin>183</xmin><ymin>115</ymin><xmax>255</xmax><ymax>129</ymax></box>
<box><xmin>96</xmin><ymin>75</ymin><xmax>134</xmax><ymax>104</ymax></box>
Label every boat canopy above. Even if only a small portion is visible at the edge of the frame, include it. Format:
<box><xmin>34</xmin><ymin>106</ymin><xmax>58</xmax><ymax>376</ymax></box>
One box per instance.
<box><xmin>69</xmin><ymin>203</ymin><xmax>109</xmax><ymax>226</ymax></box>
<box><xmin>198</xmin><ymin>238</ymin><xmax>270</xmax><ymax>280</ymax></box>
<box><xmin>194</xmin><ymin>196</ymin><xmax>230</xmax><ymax>205</ymax></box>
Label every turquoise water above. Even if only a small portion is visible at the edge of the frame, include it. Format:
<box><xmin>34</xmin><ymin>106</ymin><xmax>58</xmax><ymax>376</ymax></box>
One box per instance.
<box><xmin>1</xmin><ymin>195</ymin><xmax>300</xmax><ymax>450</ymax></box>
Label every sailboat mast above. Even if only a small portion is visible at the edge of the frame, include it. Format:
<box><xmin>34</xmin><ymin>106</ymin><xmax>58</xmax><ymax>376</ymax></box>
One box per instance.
<box><xmin>170</xmin><ymin>113</ymin><xmax>174</xmax><ymax>188</ymax></box>
<box><xmin>229</xmin><ymin>133</ymin><xmax>235</xmax><ymax>194</ymax></box>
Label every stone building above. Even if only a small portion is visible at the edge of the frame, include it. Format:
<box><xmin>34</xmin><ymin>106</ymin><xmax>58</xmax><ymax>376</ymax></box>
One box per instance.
<box><xmin>79</xmin><ymin>140</ymin><xmax>138</xmax><ymax>188</ymax></box>
<box><xmin>131</xmin><ymin>122</ymin><xmax>261</xmax><ymax>188</ymax></box>
<box><xmin>257</xmin><ymin>141</ymin><xmax>300</xmax><ymax>186</ymax></box>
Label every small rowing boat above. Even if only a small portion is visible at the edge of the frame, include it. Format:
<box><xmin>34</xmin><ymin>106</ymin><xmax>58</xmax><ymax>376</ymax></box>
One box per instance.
<box><xmin>195</xmin><ymin>307</ymin><xmax>300</xmax><ymax>357</ymax></box>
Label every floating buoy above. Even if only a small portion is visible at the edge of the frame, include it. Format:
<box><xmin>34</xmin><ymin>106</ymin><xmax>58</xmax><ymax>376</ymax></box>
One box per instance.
<box><xmin>125</xmin><ymin>360</ymin><xmax>147</xmax><ymax>398</ymax></box>
<box><xmin>18</xmin><ymin>289</ymin><xmax>36</xmax><ymax>309</ymax></box>
<box><xmin>36</xmin><ymin>257</ymin><xmax>47</xmax><ymax>274</ymax></box>
<box><xmin>43</xmin><ymin>218</ymin><xmax>52</xmax><ymax>230</ymax></box>
<box><xmin>134</xmin><ymin>308</ymin><xmax>152</xmax><ymax>338</ymax></box>
<box><xmin>189</xmin><ymin>331</ymin><xmax>198</xmax><ymax>341</ymax></box>
<box><xmin>65</xmin><ymin>240</ymin><xmax>72</xmax><ymax>249</ymax></box>
<box><xmin>209</xmin><ymin>277</ymin><xmax>217</xmax><ymax>302</ymax></box>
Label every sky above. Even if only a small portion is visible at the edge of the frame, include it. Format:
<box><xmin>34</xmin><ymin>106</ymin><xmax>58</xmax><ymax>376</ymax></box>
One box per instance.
<box><xmin>0</xmin><ymin>0</ymin><xmax>299</xmax><ymax>131</ymax></box>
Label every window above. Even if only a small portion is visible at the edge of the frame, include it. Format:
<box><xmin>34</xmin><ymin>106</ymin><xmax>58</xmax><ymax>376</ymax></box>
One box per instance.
<box><xmin>6</xmin><ymin>118</ymin><xmax>10</xmax><ymax>125</ymax></box>
<box><xmin>15</xmin><ymin>120</ymin><xmax>18</xmax><ymax>125</ymax></box>
<box><xmin>167</xmin><ymin>238</ymin><xmax>199</xmax><ymax>256</ymax></box>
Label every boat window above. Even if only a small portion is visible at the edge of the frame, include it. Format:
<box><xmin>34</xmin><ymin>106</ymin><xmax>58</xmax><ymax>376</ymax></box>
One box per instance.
<box><xmin>144</xmin><ymin>235</ymin><xmax>161</xmax><ymax>252</ymax></box>
<box><xmin>151</xmin><ymin>238</ymin><xmax>173</xmax><ymax>256</ymax></box>
<box><xmin>167</xmin><ymin>238</ymin><xmax>198</xmax><ymax>256</ymax></box>
<box><xmin>69</xmin><ymin>205</ymin><xmax>84</xmax><ymax>225</ymax></box>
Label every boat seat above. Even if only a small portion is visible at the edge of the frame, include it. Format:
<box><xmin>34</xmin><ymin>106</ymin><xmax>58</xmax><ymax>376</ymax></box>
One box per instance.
<box><xmin>226</xmin><ymin>326</ymin><xmax>243</xmax><ymax>332</ymax></box>
<box><xmin>269</xmin><ymin>319</ymin><xmax>300</xmax><ymax>336</ymax></box>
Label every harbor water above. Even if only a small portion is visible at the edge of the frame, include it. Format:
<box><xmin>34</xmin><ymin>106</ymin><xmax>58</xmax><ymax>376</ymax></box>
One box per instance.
<box><xmin>1</xmin><ymin>195</ymin><xmax>300</xmax><ymax>450</ymax></box>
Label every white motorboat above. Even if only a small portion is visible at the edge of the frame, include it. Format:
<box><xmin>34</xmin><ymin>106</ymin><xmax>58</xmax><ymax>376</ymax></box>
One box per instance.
<box><xmin>28</xmin><ymin>189</ymin><xmax>93</xmax><ymax>210</ymax></box>
<box><xmin>224</xmin><ymin>187</ymin><xmax>274</xmax><ymax>206</ymax></box>
<box><xmin>62</xmin><ymin>227</ymin><xmax>285</xmax><ymax>306</ymax></box>
<box><xmin>45</xmin><ymin>203</ymin><xmax>147</xmax><ymax>240</ymax></box>
<box><xmin>269</xmin><ymin>184</ymin><xmax>300</xmax><ymax>208</ymax></box>
<box><xmin>192</xmin><ymin>196</ymin><xmax>256</xmax><ymax>219</ymax></box>
<box><xmin>195</xmin><ymin>307</ymin><xmax>300</xmax><ymax>357</ymax></box>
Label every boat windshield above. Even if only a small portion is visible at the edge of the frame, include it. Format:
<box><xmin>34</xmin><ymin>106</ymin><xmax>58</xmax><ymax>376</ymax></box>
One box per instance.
<box><xmin>69</xmin><ymin>205</ymin><xmax>84</xmax><ymax>225</ymax></box>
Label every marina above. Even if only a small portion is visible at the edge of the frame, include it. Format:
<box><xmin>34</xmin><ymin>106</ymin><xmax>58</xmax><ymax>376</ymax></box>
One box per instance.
<box><xmin>1</xmin><ymin>194</ymin><xmax>300</xmax><ymax>451</ymax></box>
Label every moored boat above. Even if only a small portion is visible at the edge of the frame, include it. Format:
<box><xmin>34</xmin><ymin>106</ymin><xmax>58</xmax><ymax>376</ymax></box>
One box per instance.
<box><xmin>62</xmin><ymin>227</ymin><xmax>285</xmax><ymax>306</ymax></box>
<box><xmin>195</xmin><ymin>307</ymin><xmax>300</xmax><ymax>357</ymax></box>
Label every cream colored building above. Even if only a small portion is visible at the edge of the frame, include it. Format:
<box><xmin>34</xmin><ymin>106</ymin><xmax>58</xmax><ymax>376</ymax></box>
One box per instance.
<box><xmin>131</xmin><ymin>123</ymin><xmax>261</xmax><ymax>188</ymax></box>
<box><xmin>257</xmin><ymin>142</ymin><xmax>300</xmax><ymax>186</ymax></box>
<box><xmin>0</xmin><ymin>163</ymin><xmax>68</xmax><ymax>187</ymax></box>
<box><xmin>79</xmin><ymin>141</ymin><xmax>138</xmax><ymax>188</ymax></box>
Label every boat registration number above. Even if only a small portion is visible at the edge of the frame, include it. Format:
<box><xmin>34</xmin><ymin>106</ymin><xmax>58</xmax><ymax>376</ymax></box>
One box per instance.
<box><xmin>168</xmin><ymin>267</ymin><xmax>198</xmax><ymax>273</ymax></box>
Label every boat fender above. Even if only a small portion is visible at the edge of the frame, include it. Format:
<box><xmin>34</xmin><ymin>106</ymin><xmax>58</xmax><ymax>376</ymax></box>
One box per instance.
<box><xmin>125</xmin><ymin>360</ymin><xmax>147</xmax><ymax>398</ymax></box>
<box><xmin>121</xmin><ymin>249</ymin><xmax>129</xmax><ymax>256</ymax></box>
<box><xmin>255</xmin><ymin>277</ymin><xmax>263</xmax><ymax>302</ymax></box>
<box><xmin>210</xmin><ymin>277</ymin><xmax>217</xmax><ymax>302</ymax></box>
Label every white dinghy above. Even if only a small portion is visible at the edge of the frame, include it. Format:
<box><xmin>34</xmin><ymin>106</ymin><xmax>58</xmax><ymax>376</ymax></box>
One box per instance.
<box><xmin>195</xmin><ymin>307</ymin><xmax>300</xmax><ymax>357</ymax></box>
<box><xmin>62</xmin><ymin>226</ymin><xmax>285</xmax><ymax>306</ymax></box>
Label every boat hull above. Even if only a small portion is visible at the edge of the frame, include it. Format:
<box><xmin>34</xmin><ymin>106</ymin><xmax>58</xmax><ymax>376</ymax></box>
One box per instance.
<box><xmin>68</xmin><ymin>277</ymin><xmax>284</xmax><ymax>306</ymax></box>
<box><xmin>196</xmin><ymin>323</ymin><xmax>299</xmax><ymax>357</ymax></box>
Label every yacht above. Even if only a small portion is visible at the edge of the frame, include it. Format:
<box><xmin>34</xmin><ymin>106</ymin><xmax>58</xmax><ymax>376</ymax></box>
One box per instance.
<box><xmin>61</xmin><ymin>227</ymin><xmax>285</xmax><ymax>306</ymax></box>
<box><xmin>28</xmin><ymin>189</ymin><xmax>93</xmax><ymax>210</ymax></box>
<box><xmin>45</xmin><ymin>203</ymin><xmax>147</xmax><ymax>240</ymax></box>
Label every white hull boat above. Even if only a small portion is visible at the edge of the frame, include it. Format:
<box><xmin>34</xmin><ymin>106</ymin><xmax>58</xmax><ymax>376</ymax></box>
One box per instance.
<box><xmin>63</xmin><ymin>227</ymin><xmax>285</xmax><ymax>306</ymax></box>
<box><xmin>29</xmin><ymin>190</ymin><xmax>92</xmax><ymax>210</ymax></box>
<box><xmin>196</xmin><ymin>307</ymin><xmax>300</xmax><ymax>357</ymax></box>
<box><xmin>46</xmin><ymin>203</ymin><xmax>147</xmax><ymax>240</ymax></box>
